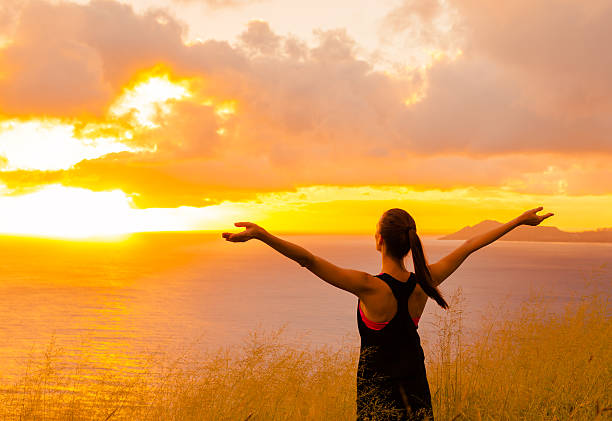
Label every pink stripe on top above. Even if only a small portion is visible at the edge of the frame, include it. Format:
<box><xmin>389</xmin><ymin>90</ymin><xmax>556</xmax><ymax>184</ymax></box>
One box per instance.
<box><xmin>359</xmin><ymin>304</ymin><xmax>420</xmax><ymax>330</ymax></box>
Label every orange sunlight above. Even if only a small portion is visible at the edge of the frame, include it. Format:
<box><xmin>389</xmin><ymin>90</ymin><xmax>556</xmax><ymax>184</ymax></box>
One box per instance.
<box><xmin>0</xmin><ymin>62</ymin><xmax>610</xmax><ymax>239</ymax></box>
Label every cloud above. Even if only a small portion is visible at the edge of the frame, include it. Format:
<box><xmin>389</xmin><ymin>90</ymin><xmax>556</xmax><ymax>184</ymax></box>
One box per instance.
<box><xmin>0</xmin><ymin>0</ymin><xmax>610</xmax><ymax>210</ymax></box>
<box><xmin>401</xmin><ymin>54</ymin><xmax>612</xmax><ymax>154</ymax></box>
<box><xmin>451</xmin><ymin>0</ymin><xmax>612</xmax><ymax>115</ymax></box>
<box><xmin>2</xmin><ymin>149</ymin><xmax>610</xmax><ymax>208</ymax></box>
<box><xmin>378</xmin><ymin>0</ymin><xmax>463</xmax><ymax>64</ymax></box>
<box><xmin>384</xmin><ymin>0</ymin><xmax>612</xmax><ymax>153</ymax></box>
<box><xmin>0</xmin><ymin>0</ymin><xmax>193</xmax><ymax>117</ymax></box>
<box><xmin>239</xmin><ymin>20</ymin><xmax>281</xmax><ymax>56</ymax></box>
<box><xmin>171</xmin><ymin>0</ymin><xmax>268</xmax><ymax>9</ymax></box>
<box><xmin>381</xmin><ymin>0</ymin><xmax>453</xmax><ymax>42</ymax></box>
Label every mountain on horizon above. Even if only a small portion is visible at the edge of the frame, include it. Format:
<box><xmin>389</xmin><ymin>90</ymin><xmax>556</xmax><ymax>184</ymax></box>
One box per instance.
<box><xmin>439</xmin><ymin>220</ymin><xmax>612</xmax><ymax>243</ymax></box>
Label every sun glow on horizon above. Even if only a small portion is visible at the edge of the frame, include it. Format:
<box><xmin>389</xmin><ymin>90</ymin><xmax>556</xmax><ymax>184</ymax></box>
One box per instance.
<box><xmin>0</xmin><ymin>185</ymin><xmax>141</xmax><ymax>238</ymax></box>
<box><xmin>0</xmin><ymin>184</ymin><xmax>224</xmax><ymax>239</ymax></box>
<box><xmin>0</xmin><ymin>183</ymin><xmax>610</xmax><ymax>240</ymax></box>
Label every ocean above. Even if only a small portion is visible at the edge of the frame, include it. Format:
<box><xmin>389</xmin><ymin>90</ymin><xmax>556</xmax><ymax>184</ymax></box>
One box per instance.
<box><xmin>0</xmin><ymin>232</ymin><xmax>609</xmax><ymax>381</ymax></box>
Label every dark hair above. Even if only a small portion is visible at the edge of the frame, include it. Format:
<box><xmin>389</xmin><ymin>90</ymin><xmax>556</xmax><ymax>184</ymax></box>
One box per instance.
<box><xmin>378</xmin><ymin>208</ymin><xmax>448</xmax><ymax>309</ymax></box>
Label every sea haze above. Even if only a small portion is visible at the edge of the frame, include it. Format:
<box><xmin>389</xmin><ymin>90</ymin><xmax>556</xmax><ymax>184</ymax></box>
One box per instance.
<box><xmin>0</xmin><ymin>232</ymin><xmax>609</xmax><ymax>381</ymax></box>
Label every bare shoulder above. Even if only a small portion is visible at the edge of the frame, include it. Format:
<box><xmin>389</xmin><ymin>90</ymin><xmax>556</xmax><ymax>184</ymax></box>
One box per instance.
<box><xmin>362</xmin><ymin>273</ymin><xmax>391</xmax><ymax>295</ymax></box>
<box><xmin>359</xmin><ymin>274</ymin><xmax>396</xmax><ymax>320</ymax></box>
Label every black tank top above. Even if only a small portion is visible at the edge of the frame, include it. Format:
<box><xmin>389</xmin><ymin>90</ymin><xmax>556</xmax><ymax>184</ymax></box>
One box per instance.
<box><xmin>357</xmin><ymin>272</ymin><xmax>426</xmax><ymax>380</ymax></box>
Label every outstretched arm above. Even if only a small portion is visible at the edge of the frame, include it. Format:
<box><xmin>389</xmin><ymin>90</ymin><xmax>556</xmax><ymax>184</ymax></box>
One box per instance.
<box><xmin>427</xmin><ymin>207</ymin><xmax>554</xmax><ymax>287</ymax></box>
<box><xmin>222</xmin><ymin>222</ymin><xmax>376</xmax><ymax>296</ymax></box>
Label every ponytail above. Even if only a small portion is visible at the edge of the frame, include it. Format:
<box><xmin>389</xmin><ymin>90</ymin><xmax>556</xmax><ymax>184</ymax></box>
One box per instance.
<box><xmin>408</xmin><ymin>229</ymin><xmax>448</xmax><ymax>309</ymax></box>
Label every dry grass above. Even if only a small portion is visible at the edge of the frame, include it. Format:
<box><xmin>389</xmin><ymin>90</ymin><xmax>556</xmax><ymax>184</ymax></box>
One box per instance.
<box><xmin>427</xmin><ymin>289</ymin><xmax>611</xmax><ymax>420</ymax></box>
<box><xmin>0</xmin><ymin>290</ymin><xmax>609</xmax><ymax>421</ymax></box>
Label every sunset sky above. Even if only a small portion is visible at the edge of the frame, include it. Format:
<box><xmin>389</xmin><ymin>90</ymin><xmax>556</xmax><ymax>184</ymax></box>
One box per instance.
<box><xmin>0</xmin><ymin>0</ymin><xmax>610</xmax><ymax>237</ymax></box>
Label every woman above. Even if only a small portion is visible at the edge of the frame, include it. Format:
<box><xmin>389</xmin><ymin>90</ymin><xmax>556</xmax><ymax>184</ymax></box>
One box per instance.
<box><xmin>222</xmin><ymin>206</ymin><xmax>553</xmax><ymax>420</ymax></box>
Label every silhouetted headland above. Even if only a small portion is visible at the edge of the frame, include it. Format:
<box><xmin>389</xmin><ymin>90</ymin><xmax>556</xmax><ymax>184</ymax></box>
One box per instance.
<box><xmin>440</xmin><ymin>220</ymin><xmax>612</xmax><ymax>243</ymax></box>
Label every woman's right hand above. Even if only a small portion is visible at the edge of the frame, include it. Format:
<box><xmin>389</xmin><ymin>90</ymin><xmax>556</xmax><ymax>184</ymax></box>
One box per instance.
<box><xmin>222</xmin><ymin>222</ymin><xmax>266</xmax><ymax>242</ymax></box>
<box><xmin>518</xmin><ymin>206</ymin><xmax>554</xmax><ymax>226</ymax></box>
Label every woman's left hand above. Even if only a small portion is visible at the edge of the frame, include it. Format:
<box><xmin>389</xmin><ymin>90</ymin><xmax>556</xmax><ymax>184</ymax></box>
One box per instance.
<box><xmin>518</xmin><ymin>206</ymin><xmax>554</xmax><ymax>226</ymax></box>
<box><xmin>222</xmin><ymin>222</ymin><xmax>266</xmax><ymax>242</ymax></box>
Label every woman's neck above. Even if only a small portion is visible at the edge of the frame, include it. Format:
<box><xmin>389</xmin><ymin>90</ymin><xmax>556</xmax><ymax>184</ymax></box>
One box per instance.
<box><xmin>380</xmin><ymin>253</ymin><xmax>409</xmax><ymax>278</ymax></box>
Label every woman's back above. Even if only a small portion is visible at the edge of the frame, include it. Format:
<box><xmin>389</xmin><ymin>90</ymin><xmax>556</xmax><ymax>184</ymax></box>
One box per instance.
<box><xmin>358</xmin><ymin>272</ymin><xmax>426</xmax><ymax>378</ymax></box>
<box><xmin>357</xmin><ymin>272</ymin><xmax>433</xmax><ymax>420</ymax></box>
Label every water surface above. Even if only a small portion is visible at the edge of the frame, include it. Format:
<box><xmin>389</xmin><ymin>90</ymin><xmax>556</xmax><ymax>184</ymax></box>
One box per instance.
<box><xmin>0</xmin><ymin>233</ymin><xmax>609</xmax><ymax>382</ymax></box>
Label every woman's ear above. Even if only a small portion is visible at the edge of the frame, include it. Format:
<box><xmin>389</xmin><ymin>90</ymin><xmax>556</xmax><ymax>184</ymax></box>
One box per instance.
<box><xmin>375</xmin><ymin>232</ymin><xmax>383</xmax><ymax>251</ymax></box>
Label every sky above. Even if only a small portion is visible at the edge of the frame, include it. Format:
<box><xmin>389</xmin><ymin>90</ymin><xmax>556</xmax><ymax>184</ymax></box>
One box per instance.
<box><xmin>0</xmin><ymin>0</ymin><xmax>610</xmax><ymax>237</ymax></box>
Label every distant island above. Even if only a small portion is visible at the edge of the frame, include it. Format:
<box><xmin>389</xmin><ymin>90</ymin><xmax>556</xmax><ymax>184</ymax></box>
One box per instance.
<box><xmin>439</xmin><ymin>220</ymin><xmax>612</xmax><ymax>243</ymax></box>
